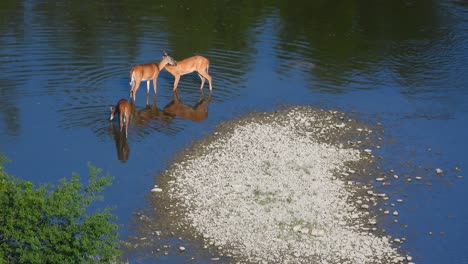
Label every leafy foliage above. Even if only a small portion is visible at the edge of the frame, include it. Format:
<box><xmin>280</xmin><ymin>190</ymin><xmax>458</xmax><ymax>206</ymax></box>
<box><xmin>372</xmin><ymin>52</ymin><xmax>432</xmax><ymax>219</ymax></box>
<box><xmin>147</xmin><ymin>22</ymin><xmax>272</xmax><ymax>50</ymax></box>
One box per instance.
<box><xmin>0</xmin><ymin>159</ymin><xmax>120</xmax><ymax>263</ymax></box>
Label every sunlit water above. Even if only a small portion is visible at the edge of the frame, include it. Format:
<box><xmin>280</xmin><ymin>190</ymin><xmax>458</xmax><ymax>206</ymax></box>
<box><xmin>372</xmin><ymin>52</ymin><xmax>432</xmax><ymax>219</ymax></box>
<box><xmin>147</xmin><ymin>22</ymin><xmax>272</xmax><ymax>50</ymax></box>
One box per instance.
<box><xmin>1</xmin><ymin>0</ymin><xmax>467</xmax><ymax>263</ymax></box>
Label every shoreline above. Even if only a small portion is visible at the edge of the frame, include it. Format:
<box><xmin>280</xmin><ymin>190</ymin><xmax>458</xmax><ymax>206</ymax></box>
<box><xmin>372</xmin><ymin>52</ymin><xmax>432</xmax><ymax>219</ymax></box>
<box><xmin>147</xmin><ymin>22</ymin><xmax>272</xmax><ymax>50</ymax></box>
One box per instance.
<box><xmin>149</xmin><ymin>106</ymin><xmax>409</xmax><ymax>263</ymax></box>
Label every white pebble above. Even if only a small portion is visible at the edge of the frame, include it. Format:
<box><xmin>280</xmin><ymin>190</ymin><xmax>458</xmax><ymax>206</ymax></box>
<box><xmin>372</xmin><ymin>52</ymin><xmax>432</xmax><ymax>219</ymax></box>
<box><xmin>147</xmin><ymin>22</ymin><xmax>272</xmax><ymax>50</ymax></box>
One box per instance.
<box><xmin>393</xmin><ymin>211</ymin><xmax>399</xmax><ymax>216</ymax></box>
<box><xmin>310</xmin><ymin>229</ymin><xmax>325</xmax><ymax>236</ymax></box>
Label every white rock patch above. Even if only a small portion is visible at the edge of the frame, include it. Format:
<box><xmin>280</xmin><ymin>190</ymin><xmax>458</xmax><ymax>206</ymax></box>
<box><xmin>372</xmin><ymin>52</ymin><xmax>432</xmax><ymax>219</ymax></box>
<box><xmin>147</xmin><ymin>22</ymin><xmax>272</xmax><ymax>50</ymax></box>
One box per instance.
<box><xmin>166</xmin><ymin>108</ymin><xmax>401</xmax><ymax>263</ymax></box>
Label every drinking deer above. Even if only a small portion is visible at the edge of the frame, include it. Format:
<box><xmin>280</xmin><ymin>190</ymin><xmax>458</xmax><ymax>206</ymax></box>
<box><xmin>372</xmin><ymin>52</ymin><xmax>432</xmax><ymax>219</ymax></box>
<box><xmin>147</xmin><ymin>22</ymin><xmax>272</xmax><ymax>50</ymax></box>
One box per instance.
<box><xmin>163</xmin><ymin>51</ymin><xmax>213</xmax><ymax>93</ymax></box>
<box><xmin>129</xmin><ymin>53</ymin><xmax>177</xmax><ymax>101</ymax></box>
<box><xmin>110</xmin><ymin>99</ymin><xmax>131</xmax><ymax>137</ymax></box>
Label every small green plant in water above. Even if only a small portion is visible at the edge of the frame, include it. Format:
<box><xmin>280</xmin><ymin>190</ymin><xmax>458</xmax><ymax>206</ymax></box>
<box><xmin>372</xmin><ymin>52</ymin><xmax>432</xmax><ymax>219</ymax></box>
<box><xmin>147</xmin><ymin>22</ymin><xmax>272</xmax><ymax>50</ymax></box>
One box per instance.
<box><xmin>0</xmin><ymin>156</ymin><xmax>121</xmax><ymax>263</ymax></box>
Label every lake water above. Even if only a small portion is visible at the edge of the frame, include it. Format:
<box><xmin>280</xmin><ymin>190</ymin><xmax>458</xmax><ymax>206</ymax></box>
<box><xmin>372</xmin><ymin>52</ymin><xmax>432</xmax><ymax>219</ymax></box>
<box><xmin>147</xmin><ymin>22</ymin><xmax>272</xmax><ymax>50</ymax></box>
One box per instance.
<box><xmin>1</xmin><ymin>0</ymin><xmax>467</xmax><ymax>263</ymax></box>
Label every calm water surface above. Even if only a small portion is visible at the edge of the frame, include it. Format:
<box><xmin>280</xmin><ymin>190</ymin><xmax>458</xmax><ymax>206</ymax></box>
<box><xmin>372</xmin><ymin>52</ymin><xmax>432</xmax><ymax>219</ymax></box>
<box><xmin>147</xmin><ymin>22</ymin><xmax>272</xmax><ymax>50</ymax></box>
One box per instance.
<box><xmin>1</xmin><ymin>0</ymin><xmax>467</xmax><ymax>263</ymax></box>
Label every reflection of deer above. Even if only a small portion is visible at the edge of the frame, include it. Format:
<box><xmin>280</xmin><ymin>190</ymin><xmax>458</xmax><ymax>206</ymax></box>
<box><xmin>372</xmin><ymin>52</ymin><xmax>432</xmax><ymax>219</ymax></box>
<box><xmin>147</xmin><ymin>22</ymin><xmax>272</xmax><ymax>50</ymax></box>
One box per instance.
<box><xmin>163</xmin><ymin>90</ymin><xmax>212</xmax><ymax>122</ymax></box>
<box><xmin>129</xmin><ymin>52</ymin><xmax>177</xmax><ymax>101</ymax></box>
<box><xmin>109</xmin><ymin>121</ymin><xmax>130</xmax><ymax>163</ymax></box>
<box><xmin>163</xmin><ymin>51</ymin><xmax>213</xmax><ymax>93</ymax></box>
<box><xmin>131</xmin><ymin>95</ymin><xmax>172</xmax><ymax>127</ymax></box>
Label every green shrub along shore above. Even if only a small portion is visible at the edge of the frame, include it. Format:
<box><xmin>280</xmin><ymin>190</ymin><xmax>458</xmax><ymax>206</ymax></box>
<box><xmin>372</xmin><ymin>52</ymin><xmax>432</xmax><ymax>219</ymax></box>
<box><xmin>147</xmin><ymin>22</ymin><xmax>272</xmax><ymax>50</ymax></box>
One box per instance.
<box><xmin>0</xmin><ymin>156</ymin><xmax>121</xmax><ymax>263</ymax></box>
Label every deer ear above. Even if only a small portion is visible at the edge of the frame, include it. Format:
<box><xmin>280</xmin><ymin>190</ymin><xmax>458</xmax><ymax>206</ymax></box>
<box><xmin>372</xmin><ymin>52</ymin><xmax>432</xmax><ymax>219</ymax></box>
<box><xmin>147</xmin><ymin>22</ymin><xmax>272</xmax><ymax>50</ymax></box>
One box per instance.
<box><xmin>110</xmin><ymin>106</ymin><xmax>114</xmax><ymax>112</ymax></box>
<box><xmin>163</xmin><ymin>50</ymin><xmax>168</xmax><ymax>56</ymax></box>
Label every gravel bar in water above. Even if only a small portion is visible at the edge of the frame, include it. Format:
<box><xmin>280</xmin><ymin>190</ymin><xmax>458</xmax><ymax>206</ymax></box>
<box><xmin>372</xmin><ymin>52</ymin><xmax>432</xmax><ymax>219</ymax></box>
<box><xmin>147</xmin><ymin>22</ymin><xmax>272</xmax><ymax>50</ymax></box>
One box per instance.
<box><xmin>161</xmin><ymin>106</ymin><xmax>404</xmax><ymax>263</ymax></box>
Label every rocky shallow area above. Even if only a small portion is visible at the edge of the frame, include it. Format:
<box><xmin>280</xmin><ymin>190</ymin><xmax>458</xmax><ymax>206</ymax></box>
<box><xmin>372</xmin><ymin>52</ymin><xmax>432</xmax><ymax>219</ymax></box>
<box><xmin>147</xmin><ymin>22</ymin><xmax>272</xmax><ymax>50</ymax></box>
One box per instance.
<box><xmin>152</xmin><ymin>106</ymin><xmax>410</xmax><ymax>263</ymax></box>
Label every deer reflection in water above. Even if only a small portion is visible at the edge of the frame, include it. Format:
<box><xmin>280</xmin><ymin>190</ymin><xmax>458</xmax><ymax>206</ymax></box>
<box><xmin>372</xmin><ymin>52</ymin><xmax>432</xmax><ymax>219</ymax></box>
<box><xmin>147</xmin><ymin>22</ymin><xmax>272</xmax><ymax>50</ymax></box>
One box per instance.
<box><xmin>163</xmin><ymin>90</ymin><xmax>212</xmax><ymax>122</ymax></box>
<box><xmin>108</xmin><ymin>93</ymin><xmax>211</xmax><ymax>162</ymax></box>
<box><xmin>109</xmin><ymin>99</ymin><xmax>131</xmax><ymax>162</ymax></box>
<box><xmin>131</xmin><ymin>95</ymin><xmax>172</xmax><ymax>127</ymax></box>
<box><xmin>109</xmin><ymin>121</ymin><xmax>130</xmax><ymax>163</ymax></box>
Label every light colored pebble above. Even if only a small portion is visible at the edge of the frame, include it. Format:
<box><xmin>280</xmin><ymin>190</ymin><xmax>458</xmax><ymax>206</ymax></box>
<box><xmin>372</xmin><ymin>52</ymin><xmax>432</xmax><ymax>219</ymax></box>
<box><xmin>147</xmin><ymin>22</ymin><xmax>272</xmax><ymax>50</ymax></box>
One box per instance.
<box><xmin>151</xmin><ymin>187</ymin><xmax>163</xmax><ymax>192</ymax></box>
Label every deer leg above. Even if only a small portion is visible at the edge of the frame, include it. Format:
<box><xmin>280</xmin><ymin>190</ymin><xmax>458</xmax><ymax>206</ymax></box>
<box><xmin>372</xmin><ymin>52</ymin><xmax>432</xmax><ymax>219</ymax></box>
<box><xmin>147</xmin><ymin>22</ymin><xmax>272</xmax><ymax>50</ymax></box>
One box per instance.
<box><xmin>119</xmin><ymin>115</ymin><xmax>124</xmax><ymax>133</ymax></box>
<box><xmin>206</xmin><ymin>74</ymin><xmax>212</xmax><ymax>91</ymax></box>
<box><xmin>146</xmin><ymin>93</ymin><xmax>150</xmax><ymax>107</ymax></box>
<box><xmin>173</xmin><ymin>75</ymin><xmax>181</xmax><ymax>92</ymax></box>
<box><xmin>198</xmin><ymin>74</ymin><xmax>206</xmax><ymax>90</ymax></box>
<box><xmin>146</xmin><ymin>81</ymin><xmax>150</xmax><ymax>95</ymax></box>
<box><xmin>199</xmin><ymin>70</ymin><xmax>212</xmax><ymax>91</ymax></box>
<box><xmin>131</xmin><ymin>79</ymin><xmax>142</xmax><ymax>101</ymax></box>
<box><xmin>152</xmin><ymin>77</ymin><xmax>158</xmax><ymax>95</ymax></box>
<box><xmin>129</xmin><ymin>71</ymin><xmax>135</xmax><ymax>98</ymax></box>
<box><xmin>198</xmin><ymin>74</ymin><xmax>206</xmax><ymax>96</ymax></box>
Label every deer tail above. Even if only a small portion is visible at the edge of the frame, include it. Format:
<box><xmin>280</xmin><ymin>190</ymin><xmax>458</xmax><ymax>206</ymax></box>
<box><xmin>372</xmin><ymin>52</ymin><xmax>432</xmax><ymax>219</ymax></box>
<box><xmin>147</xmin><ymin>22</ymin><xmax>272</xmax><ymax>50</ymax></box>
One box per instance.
<box><xmin>129</xmin><ymin>71</ymin><xmax>135</xmax><ymax>86</ymax></box>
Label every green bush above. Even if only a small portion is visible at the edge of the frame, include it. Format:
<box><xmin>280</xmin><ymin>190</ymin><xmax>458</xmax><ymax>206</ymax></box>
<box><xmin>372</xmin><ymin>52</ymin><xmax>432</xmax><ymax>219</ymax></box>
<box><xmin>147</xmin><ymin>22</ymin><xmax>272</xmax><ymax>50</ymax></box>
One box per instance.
<box><xmin>0</xmin><ymin>158</ymin><xmax>120</xmax><ymax>263</ymax></box>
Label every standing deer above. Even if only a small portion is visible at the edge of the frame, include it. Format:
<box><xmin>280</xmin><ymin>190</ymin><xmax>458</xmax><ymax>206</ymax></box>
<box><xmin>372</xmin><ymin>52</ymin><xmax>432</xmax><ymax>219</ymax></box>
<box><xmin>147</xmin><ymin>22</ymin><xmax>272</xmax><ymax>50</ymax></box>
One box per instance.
<box><xmin>109</xmin><ymin>99</ymin><xmax>131</xmax><ymax>138</ymax></box>
<box><xmin>163</xmin><ymin>51</ymin><xmax>213</xmax><ymax>93</ymax></box>
<box><xmin>129</xmin><ymin>52</ymin><xmax>177</xmax><ymax>101</ymax></box>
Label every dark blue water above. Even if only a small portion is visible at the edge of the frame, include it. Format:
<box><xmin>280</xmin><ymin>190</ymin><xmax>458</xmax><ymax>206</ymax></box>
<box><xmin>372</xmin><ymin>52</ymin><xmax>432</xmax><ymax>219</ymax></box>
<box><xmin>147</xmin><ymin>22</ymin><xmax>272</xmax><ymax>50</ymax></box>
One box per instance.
<box><xmin>1</xmin><ymin>0</ymin><xmax>467</xmax><ymax>263</ymax></box>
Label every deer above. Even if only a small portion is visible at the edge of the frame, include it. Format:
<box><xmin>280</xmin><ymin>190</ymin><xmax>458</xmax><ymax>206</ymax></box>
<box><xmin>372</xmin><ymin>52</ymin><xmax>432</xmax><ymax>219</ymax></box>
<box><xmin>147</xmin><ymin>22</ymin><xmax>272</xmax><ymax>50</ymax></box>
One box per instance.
<box><xmin>129</xmin><ymin>52</ymin><xmax>177</xmax><ymax>101</ymax></box>
<box><xmin>163</xmin><ymin>51</ymin><xmax>213</xmax><ymax>93</ymax></box>
<box><xmin>109</xmin><ymin>98</ymin><xmax>131</xmax><ymax>138</ymax></box>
